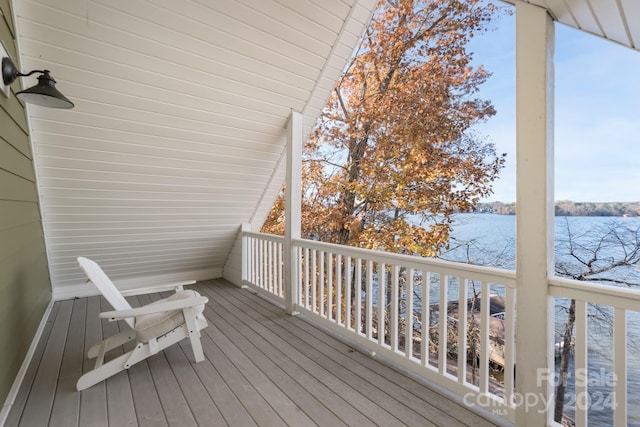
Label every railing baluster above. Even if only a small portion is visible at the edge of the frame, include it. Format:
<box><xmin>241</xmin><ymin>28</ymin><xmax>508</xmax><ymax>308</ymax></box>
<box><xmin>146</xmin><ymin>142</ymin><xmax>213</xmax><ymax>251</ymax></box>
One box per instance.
<box><xmin>574</xmin><ymin>299</ymin><xmax>588</xmax><ymax>427</ymax></box>
<box><xmin>279</xmin><ymin>242</ymin><xmax>284</xmax><ymax>297</ymax></box>
<box><xmin>304</xmin><ymin>247</ymin><xmax>310</xmax><ymax>309</ymax></box>
<box><xmin>406</xmin><ymin>268</ymin><xmax>414</xmax><ymax>359</ymax></box>
<box><xmin>421</xmin><ymin>271</ymin><xmax>429</xmax><ymax>367</ymax></box>
<box><xmin>614</xmin><ymin>307</ymin><xmax>627</xmax><ymax>427</ymax></box>
<box><xmin>366</xmin><ymin>260</ymin><xmax>373</xmax><ymax>340</ymax></box>
<box><xmin>336</xmin><ymin>254</ymin><xmax>342</xmax><ymax>325</ymax></box>
<box><xmin>391</xmin><ymin>265</ymin><xmax>399</xmax><ymax>352</ymax></box>
<box><xmin>319</xmin><ymin>251</ymin><xmax>325</xmax><ymax>317</ymax></box>
<box><xmin>504</xmin><ymin>286</ymin><xmax>516</xmax><ymax>409</ymax></box>
<box><xmin>346</xmin><ymin>256</ymin><xmax>352</xmax><ymax>331</ymax></box>
<box><xmin>378</xmin><ymin>263</ymin><xmax>386</xmax><ymax>346</ymax></box>
<box><xmin>327</xmin><ymin>252</ymin><xmax>333</xmax><ymax>321</ymax></box>
<box><xmin>262</xmin><ymin>239</ymin><xmax>267</xmax><ymax>290</ymax></box>
<box><xmin>458</xmin><ymin>277</ymin><xmax>468</xmax><ymax>384</ymax></box>
<box><xmin>355</xmin><ymin>258</ymin><xmax>362</xmax><ymax>336</ymax></box>
<box><xmin>312</xmin><ymin>249</ymin><xmax>317</xmax><ymax>313</ymax></box>
<box><xmin>479</xmin><ymin>281</ymin><xmax>489</xmax><ymax>394</ymax></box>
<box><xmin>438</xmin><ymin>275</ymin><xmax>448</xmax><ymax>375</ymax></box>
<box><xmin>268</xmin><ymin>240</ymin><xmax>274</xmax><ymax>294</ymax></box>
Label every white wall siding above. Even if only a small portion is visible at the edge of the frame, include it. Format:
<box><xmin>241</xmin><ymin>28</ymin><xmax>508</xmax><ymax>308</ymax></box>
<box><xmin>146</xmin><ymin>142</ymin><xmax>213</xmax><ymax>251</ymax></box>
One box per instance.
<box><xmin>13</xmin><ymin>0</ymin><xmax>377</xmax><ymax>296</ymax></box>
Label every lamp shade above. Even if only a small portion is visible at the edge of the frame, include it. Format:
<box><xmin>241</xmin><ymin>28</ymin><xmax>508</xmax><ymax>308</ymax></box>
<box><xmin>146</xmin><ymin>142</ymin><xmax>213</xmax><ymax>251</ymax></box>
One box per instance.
<box><xmin>16</xmin><ymin>71</ymin><xmax>74</xmax><ymax>109</ymax></box>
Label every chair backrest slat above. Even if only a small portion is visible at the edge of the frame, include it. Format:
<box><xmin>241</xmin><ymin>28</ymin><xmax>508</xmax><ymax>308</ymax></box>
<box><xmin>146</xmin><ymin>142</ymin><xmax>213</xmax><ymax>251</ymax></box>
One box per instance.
<box><xmin>77</xmin><ymin>257</ymin><xmax>135</xmax><ymax>328</ymax></box>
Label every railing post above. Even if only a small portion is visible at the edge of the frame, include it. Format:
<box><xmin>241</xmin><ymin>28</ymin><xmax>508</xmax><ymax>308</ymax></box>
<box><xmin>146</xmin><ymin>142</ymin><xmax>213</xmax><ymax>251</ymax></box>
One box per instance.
<box><xmin>515</xmin><ymin>3</ymin><xmax>555</xmax><ymax>425</ymax></box>
<box><xmin>284</xmin><ymin>110</ymin><xmax>302</xmax><ymax>315</ymax></box>
<box><xmin>241</xmin><ymin>223</ymin><xmax>251</xmax><ymax>286</ymax></box>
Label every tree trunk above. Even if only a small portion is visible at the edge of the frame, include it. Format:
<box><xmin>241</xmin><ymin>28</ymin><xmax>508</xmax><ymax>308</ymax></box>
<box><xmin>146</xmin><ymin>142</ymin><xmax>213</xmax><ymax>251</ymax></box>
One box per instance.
<box><xmin>554</xmin><ymin>298</ymin><xmax>576</xmax><ymax>423</ymax></box>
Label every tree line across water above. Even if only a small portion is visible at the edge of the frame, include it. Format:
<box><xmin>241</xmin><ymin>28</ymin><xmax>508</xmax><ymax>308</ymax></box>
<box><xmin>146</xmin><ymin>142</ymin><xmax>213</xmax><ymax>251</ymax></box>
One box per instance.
<box><xmin>475</xmin><ymin>200</ymin><xmax>640</xmax><ymax>216</ymax></box>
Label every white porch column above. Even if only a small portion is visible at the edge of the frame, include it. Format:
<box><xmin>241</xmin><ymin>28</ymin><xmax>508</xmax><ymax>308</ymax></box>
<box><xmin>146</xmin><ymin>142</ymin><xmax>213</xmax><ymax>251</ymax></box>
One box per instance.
<box><xmin>515</xmin><ymin>3</ymin><xmax>555</xmax><ymax>425</ymax></box>
<box><xmin>284</xmin><ymin>110</ymin><xmax>302</xmax><ymax>315</ymax></box>
<box><xmin>241</xmin><ymin>223</ymin><xmax>251</xmax><ymax>286</ymax></box>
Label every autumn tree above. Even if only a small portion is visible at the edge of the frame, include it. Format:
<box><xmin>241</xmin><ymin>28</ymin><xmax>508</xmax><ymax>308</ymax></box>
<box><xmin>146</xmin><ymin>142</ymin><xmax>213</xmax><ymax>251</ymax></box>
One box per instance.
<box><xmin>263</xmin><ymin>0</ymin><xmax>505</xmax><ymax>257</ymax></box>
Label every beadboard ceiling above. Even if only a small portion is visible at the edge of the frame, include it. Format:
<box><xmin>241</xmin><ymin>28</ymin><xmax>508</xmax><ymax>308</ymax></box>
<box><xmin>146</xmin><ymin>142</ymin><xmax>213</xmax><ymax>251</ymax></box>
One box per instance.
<box><xmin>514</xmin><ymin>0</ymin><xmax>640</xmax><ymax>51</ymax></box>
<box><xmin>11</xmin><ymin>0</ymin><xmax>377</xmax><ymax>294</ymax></box>
<box><xmin>9</xmin><ymin>0</ymin><xmax>639</xmax><ymax>296</ymax></box>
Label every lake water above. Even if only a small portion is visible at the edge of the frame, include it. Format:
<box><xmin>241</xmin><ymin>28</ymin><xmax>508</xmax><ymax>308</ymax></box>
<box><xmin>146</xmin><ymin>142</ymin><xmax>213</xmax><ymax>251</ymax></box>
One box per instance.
<box><xmin>442</xmin><ymin>213</ymin><xmax>640</xmax><ymax>426</ymax></box>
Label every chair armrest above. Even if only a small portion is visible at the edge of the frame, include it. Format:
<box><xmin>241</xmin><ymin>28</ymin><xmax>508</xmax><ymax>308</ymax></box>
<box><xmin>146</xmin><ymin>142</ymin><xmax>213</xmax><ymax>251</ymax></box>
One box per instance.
<box><xmin>119</xmin><ymin>280</ymin><xmax>197</xmax><ymax>297</ymax></box>
<box><xmin>99</xmin><ymin>296</ymin><xmax>209</xmax><ymax>321</ymax></box>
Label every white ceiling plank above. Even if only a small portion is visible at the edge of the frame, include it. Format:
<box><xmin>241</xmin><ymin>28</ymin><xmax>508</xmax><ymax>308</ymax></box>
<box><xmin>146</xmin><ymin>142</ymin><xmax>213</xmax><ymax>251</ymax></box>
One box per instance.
<box><xmin>619</xmin><ymin>0</ymin><xmax>640</xmax><ymax>49</ymax></box>
<box><xmin>587</xmin><ymin>0</ymin><xmax>630</xmax><ymax>45</ymax></box>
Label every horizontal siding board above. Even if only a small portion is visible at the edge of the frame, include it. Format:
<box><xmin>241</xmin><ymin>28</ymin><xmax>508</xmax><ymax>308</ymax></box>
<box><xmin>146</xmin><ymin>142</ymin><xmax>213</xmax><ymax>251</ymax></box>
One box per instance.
<box><xmin>49</xmin><ymin>245</ymin><xmax>230</xmax><ymax>263</ymax></box>
<box><xmin>28</xmin><ymin>109</ymin><xmax>288</xmax><ymax>146</ymax></box>
<box><xmin>46</xmin><ymin>232</ymin><xmax>237</xmax><ymax>248</ymax></box>
<box><xmin>0</xmin><ymin>113</ymin><xmax>31</xmax><ymax>159</ymax></box>
<box><xmin>36</xmin><ymin>164</ymin><xmax>273</xmax><ymax>189</ymax></box>
<box><xmin>30</xmin><ymin>124</ymin><xmax>285</xmax><ymax>158</ymax></box>
<box><xmin>0</xmin><ymin>170</ymin><xmax>37</xmax><ymax>202</ymax></box>
<box><xmin>50</xmin><ymin>250</ymin><xmax>230</xmax><ymax>269</ymax></box>
<box><xmin>45</xmin><ymin>225</ymin><xmax>237</xmax><ymax>238</ymax></box>
<box><xmin>0</xmin><ymin>220</ymin><xmax>46</xmax><ymax>263</ymax></box>
<box><xmin>29</xmin><ymin>112</ymin><xmax>288</xmax><ymax>148</ymax></box>
<box><xmin>0</xmin><ymin>139</ymin><xmax>35</xmax><ymax>180</ymax></box>
<box><xmin>45</xmin><ymin>218</ymin><xmax>249</xmax><ymax>231</ymax></box>
<box><xmin>51</xmin><ymin>83</ymin><xmax>290</xmax><ymax>136</ymax></box>
<box><xmin>50</xmin><ymin>251</ymin><xmax>224</xmax><ymax>271</ymax></box>
<box><xmin>35</xmin><ymin>145</ymin><xmax>276</xmax><ymax>176</ymax></box>
<box><xmin>44</xmin><ymin>211</ymin><xmax>252</xmax><ymax>222</ymax></box>
<box><xmin>51</xmin><ymin>257</ymin><xmax>221</xmax><ymax>280</ymax></box>
<box><xmin>36</xmin><ymin>171</ymin><xmax>268</xmax><ymax>190</ymax></box>
<box><xmin>91</xmin><ymin>0</ymin><xmax>326</xmax><ymax>80</ymax></box>
<box><xmin>1</xmin><ymin>0</ymin><xmax>15</xmax><ymax>38</ymax></box>
<box><xmin>32</xmin><ymin>135</ymin><xmax>283</xmax><ymax>166</ymax></box>
<box><xmin>39</xmin><ymin>190</ymin><xmax>261</xmax><ymax>202</ymax></box>
<box><xmin>350</xmin><ymin>2</ymin><xmax>376</xmax><ymax>25</ymax></box>
<box><xmin>0</xmin><ymin>200</ymin><xmax>41</xmax><ymax>232</ymax></box>
<box><xmin>42</xmin><ymin>206</ymin><xmax>256</xmax><ymax>217</ymax></box>
<box><xmin>17</xmin><ymin>36</ymin><xmax>310</xmax><ymax>111</ymax></box>
<box><xmin>309</xmin><ymin>0</ymin><xmax>352</xmax><ymax>18</ymax></box>
<box><xmin>253</xmin><ymin>0</ymin><xmax>345</xmax><ymax>34</ymax></box>
<box><xmin>234</xmin><ymin>0</ymin><xmax>340</xmax><ymax>47</ymax></box>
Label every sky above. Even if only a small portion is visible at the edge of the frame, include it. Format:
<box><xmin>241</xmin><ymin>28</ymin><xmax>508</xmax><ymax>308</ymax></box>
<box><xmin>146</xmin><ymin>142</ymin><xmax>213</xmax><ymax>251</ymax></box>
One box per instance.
<box><xmin>468</xmin><ymin>6</ymin><xmax>640</xmax><ymax>203</ymax></box>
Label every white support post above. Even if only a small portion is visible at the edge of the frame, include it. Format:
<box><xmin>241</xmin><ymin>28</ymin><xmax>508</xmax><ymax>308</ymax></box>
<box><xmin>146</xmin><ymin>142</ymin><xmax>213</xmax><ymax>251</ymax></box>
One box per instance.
<box><xmin>284</xmin><ymin>110</ymin><xmax>302</xmax><ymax>315</ymax></box>
<box><xmin>241</xmin><ymin>223</ymin><xmax>251</xmax><ymax>287</ymax></box>
<box><xmin>515</xmin><ymin>3</ymin><xmax>555</xmax><ymax>426</ymax></box>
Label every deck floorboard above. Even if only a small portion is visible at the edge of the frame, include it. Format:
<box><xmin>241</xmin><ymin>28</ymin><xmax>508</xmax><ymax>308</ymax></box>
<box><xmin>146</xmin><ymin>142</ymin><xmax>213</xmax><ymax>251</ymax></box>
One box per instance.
<box><xmin>7</xmin><ymin>279</ymin><xmax>507</xmax><ymax>426</ymax></box>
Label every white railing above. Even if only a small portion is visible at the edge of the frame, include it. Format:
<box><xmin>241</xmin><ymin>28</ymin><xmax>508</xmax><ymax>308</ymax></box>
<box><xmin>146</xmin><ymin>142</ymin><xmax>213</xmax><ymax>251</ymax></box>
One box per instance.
<box><xmin>243</xmin><ymin>231</ymin><xmax>517</xmax><ymax>420</ymax></box>
<box><xmin>243</xmin><ymin>232</ymin><xmax>285</xmax><ymax>303</ymax></box>
<box><xmin>549</xmin><ymin>277</ymin><xmax>640</xmax><ymax>427</ymax></box>
<box><xmin>242</xmin><ymin>231</ymin><xmax>640</xmax><ymax>425</ymax></box>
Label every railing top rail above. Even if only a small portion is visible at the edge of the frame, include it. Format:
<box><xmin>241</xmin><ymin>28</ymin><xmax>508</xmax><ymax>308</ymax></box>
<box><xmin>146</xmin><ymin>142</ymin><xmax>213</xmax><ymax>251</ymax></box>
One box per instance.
<box><xmin>549</xmin><ymin>276</ymin><xmax>640</xmax><ymax>311</ymax></box>
<box><xmin>292</xmin><ymin>236</ymin><xmax>516</xmax><ymax>286</ymax></box>
<box><xmin>244</xmin><ymin>231</ymin><xmax>285</xmax><ymax>243</ymax></box>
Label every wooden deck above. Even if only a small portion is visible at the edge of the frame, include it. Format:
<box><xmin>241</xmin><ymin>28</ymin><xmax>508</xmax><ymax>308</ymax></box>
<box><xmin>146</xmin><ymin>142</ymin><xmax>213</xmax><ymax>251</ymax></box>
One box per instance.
<box><xmin>5</xmin><ymin>279</ymin><xmax>508</xmax><ymax>426</ymax></box>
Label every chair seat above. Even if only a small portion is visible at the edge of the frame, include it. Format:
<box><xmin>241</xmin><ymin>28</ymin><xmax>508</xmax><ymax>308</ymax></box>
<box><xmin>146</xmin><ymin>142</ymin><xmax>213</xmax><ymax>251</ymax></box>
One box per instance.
<box><xmin>134</xmin><ymin>289</ymin><xmax>205</xmax><ymax>343</ymax></box>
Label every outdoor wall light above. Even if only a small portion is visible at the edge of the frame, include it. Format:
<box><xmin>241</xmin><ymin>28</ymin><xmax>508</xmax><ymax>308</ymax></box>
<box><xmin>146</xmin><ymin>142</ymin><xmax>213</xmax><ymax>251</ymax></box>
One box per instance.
<box><xmin>2</xmin><ymin>56</ymin><xmax>74</xmax><ymax>109</ymax></box>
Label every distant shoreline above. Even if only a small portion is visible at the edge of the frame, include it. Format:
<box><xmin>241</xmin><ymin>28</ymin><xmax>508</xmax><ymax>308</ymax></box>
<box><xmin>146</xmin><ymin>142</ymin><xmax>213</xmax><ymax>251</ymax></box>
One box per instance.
<box><xmin>474</xmin><ymin>201</ymin><xmax>640</xmax><ymax>217</ymax></box>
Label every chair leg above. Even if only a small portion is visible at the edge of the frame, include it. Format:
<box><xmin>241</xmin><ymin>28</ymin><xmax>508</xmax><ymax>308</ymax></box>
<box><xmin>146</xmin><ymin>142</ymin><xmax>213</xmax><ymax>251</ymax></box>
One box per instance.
<box><xmin>183</xmin><ymin>307</ymin><xmax>205</xmax><ymax>362</ymax></box>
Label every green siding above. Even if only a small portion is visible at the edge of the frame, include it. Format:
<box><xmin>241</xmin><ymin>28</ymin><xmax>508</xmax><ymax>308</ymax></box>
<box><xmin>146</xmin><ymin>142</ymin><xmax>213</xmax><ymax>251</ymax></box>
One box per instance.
<box><xmin>0</xmin><ymin>0</ymin><xmax>52</xmax><ymax>407</ymax></box>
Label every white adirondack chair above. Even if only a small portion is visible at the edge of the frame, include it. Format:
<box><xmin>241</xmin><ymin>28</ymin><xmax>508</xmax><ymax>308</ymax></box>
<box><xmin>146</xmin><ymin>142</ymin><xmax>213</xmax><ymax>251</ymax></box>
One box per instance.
<box><xmin>75</xmin><ymin>256</ymin><xmax>208</xmax><ymax>391</ymax></box>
